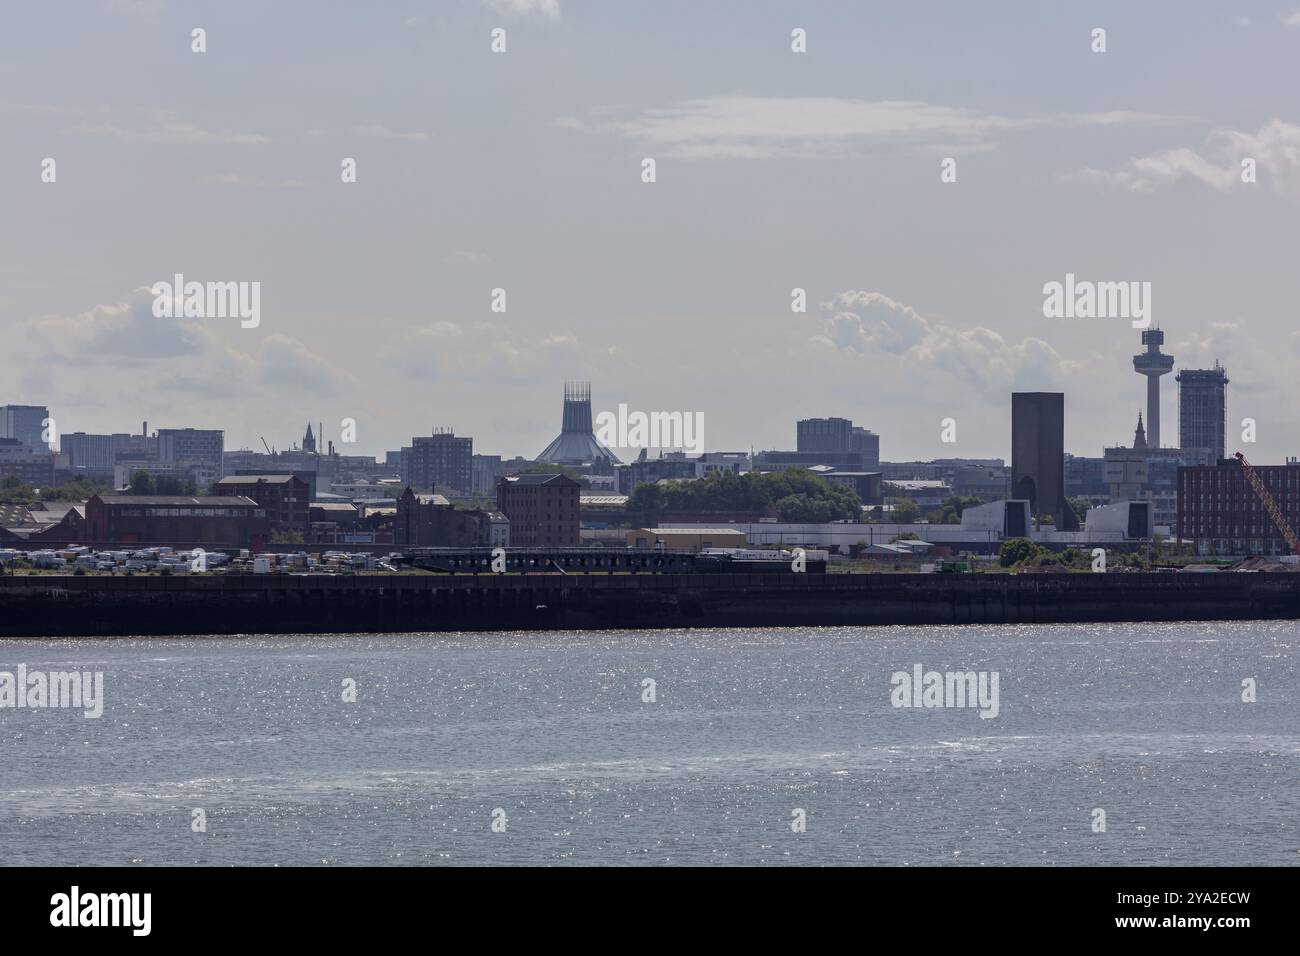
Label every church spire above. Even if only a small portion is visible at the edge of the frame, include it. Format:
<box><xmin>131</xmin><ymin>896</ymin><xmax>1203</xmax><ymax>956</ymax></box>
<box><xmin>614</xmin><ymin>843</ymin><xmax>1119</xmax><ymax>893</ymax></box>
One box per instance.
<box><xmin>1133</xmin><ymin>411</ymin><xmax>1146</xmax><ymax>451</ymax></box>
<box><xmin>303</xmin><ymin>422</ymin><xmax>316</xmax><ymax>453</ymax></box>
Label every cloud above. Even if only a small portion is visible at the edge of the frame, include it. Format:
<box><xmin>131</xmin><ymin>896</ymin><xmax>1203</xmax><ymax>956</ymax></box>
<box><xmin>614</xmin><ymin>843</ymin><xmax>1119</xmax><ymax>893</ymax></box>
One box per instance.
<box><xmin>613</xmin><ymin>96</ymin><xmax>1032</xmax><ymax>160</ymax></box>
<box><xmin>26</xmin><ymin>288</ymin><xmax>210</xmax><ymax>366</ymax></box>
<box><xmin>1281</xmin><ymin>9</ymin><xmax>1300</xmax><ymax>27</ymax></box>
<box><xmin>254</xmin><ymin>335</ymin><xmax>345</xmax><ymax>396</ymax></box>
<box><xmin>609</xmin><ymin>96</ymin><xmax>1190</xmax><ymax>160</ymax></box>
<box><xmin>481</xmin><ymin>0</ymin><xmax>560</xmax><ymax>19</ymax></box>
<box><xmin>387</xmin><ymin>321</ymin><xmax>612</xmax><ymax>384</ymax></box>
<box><xmin>18</xmin><ymin>289</ymin><xmax>348</xmax><ymax>400</ymax></box>
<box><xmin>350</xmin><ymin>124</ymin><xmax>432</xmax><ymax>142</ymax></box>
<box><xmin>814</xmin><ymin>291</ymin><xmax>1075</xmax><ymax>393</ymax></box>
<box><xmin>1068</xmin><ymin>120</ymin><xmax>1300</xmax><ymax>194</ymax></box>
<box><xmin>70</xmin><ymin>115</ymin><xmax>269</xmax><ymax>145</ymax></box>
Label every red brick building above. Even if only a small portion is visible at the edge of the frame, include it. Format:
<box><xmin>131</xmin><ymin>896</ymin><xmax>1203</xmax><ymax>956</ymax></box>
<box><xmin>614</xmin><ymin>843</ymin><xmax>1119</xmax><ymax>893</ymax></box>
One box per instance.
<box><xmin>84</xmin><ymin>495</ymin><xmax>270</xmax><ymax>549</ymax></box>
<box><xmin>496</xmin><ymin>473</ymin><xmax>580</xmax><ymax>547</ymax></box>
<box><xmin>213</xmin><ymin>474</ymin><xmax>310</xmax><ymax>532</ymax></box>
<box><xmin>394</xmin><ymin>488</ymin><xmax>507</xmax><ymax>547</ymax></box>
<box><xmin>1178</xmin><ymin>461</ymin><xmax>1300</xmax><ymax>555</ymax></box>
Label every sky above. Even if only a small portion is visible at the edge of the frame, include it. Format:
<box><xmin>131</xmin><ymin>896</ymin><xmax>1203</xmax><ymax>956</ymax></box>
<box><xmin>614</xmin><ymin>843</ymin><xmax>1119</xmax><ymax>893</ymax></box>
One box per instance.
<box><xmin>2</xmin><ymin>1</ymin><xmax>1298</xmax><ymax>464</ymax></box>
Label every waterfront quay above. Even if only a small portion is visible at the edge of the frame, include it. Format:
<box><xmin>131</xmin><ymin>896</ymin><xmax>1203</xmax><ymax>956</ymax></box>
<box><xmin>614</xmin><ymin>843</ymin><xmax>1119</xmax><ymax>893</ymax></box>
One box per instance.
<box><xmin>2</xmin><ymin>571</ymin><xmax>1300</xmax><ymax>637</ymax></box>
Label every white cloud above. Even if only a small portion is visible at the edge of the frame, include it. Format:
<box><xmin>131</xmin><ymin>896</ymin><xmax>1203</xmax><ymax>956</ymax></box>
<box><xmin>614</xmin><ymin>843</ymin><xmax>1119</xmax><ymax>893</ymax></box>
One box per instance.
<box><xmin>1280</xmin><ymin>9</ymin><xmax>1300</xmax><ymax>27</ymax></box>
<box><xmin>1069</xmin><ymin>120</ymin><xmax>1300</xmax><ymax>194</ymax></box>
<box><xmin>613</xmin><ymin>96</ymin><xmax>1032</xmax><ymax>160</ymax></box>
<box><xmin>814</xmin><ymin>291</ymin><xmax>1076</xmax><ymax>393</ymax></box>
<box><xmin>610</xmin><ymin>96</ymin><xmax>1190</xmax><ymax>160</ymax></box>
<box><xmin>350</xmin><ymin>124</ymin><xmax>431</xmax><ymax>142</ymax></box>
<box><xmin>481</xmin><ymin>0</ymin><xmax>560</xmax><ymax>19</ymax></box>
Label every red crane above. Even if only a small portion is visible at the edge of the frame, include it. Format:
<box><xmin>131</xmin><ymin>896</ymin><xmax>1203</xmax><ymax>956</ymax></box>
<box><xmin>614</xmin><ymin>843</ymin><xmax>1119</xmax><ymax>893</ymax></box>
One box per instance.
<box><xmin>1234</xmin><ymin>452</ymin><xmax>1300</xmax><ymax>556</ymax></box>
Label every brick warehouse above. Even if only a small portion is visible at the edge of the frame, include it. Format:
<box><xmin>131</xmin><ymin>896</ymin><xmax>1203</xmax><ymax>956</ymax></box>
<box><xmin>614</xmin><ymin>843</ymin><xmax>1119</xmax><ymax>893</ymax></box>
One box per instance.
<box><xmin>84</xmin><ymin>495</ymin><xmax>271</xmax><ymax>550</ymax></box>
<box><xmin>213</xmin><ymin>474</ymin><xmax>311</xmax><ymax>532</ymax></box>
<box><xmin>1178</xmin><ymin>460</ymin><xmax>1300</xmax><ymax>556</ymax></box>
<box><xmin>496</xmin><ymin>473</ymin><xmax>580</xmax><ymax>547</ymax></box>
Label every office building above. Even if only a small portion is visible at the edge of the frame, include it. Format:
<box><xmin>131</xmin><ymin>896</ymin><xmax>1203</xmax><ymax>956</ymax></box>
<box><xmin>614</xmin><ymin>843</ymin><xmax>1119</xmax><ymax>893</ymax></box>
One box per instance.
<box><xmin>0</xmin><ymin>405</ymin><xmax>49</xmax><ymax>450</ymax></box>
<box><xmin>1177</xmin><ymin>363</ymin><xmax>1228</xmax><ymax>462</ymax></box>
<box><xmin>407</xmin><ymin>429</ymin><xmax>473</xmax><ymax>494</ymax></box>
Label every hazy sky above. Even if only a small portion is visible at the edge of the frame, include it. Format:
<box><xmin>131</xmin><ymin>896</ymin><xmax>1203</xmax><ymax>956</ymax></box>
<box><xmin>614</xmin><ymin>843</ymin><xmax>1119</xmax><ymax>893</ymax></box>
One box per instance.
<box><xmin>3</xmin><ymin>1</ymin><xmax>1298</xmax><ymax>463</ymax></box>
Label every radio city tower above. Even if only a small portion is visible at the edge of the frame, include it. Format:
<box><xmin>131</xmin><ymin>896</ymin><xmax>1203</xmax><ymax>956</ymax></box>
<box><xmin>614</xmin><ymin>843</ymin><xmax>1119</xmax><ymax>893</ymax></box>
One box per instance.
<box><xmin>1133</xmin><ymin>328</ymin><xmax>1174</xmax><ymax>449</ymax></box>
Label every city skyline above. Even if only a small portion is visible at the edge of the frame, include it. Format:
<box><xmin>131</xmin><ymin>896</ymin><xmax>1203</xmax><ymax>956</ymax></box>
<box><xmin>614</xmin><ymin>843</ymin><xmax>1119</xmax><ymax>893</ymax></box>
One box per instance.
<box><xmin>3</xmin><ymin>2</ymin><xmax>1298</xmax><ymax>462</ymax></box>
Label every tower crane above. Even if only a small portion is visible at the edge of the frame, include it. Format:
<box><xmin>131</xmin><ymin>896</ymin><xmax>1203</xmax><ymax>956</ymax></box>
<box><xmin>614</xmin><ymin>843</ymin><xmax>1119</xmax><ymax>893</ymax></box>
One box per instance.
<box><xmin>1233</xmin><ymin>452</ymin><xmax>1300</xmax><ymax>557</ymax></box>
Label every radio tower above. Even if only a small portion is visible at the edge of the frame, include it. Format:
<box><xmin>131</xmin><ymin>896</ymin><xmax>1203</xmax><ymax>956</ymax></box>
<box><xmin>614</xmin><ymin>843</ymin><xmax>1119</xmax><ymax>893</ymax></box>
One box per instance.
<box><xmin>1133</xmin><ymin>328</ymin><xmax>1174</xmax><ymax>449</ymax></box>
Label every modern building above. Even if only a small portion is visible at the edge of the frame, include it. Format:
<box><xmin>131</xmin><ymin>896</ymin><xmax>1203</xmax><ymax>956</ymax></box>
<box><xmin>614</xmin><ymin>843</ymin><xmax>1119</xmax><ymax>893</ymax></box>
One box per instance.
<box><xmin>407</xmin><ymin>429</ymin><xmax>473</xmax><ymax>494</ymax></box>
<box><xmin>1063</xmin><ymin>454</ymin><xmax>1107</xmax><ymax>500</ymax></box>
<box><xmin>497</xmin><ymin>473</ymin><xmax>581</xmax><ymax>546</ymax></box>
<box><xmin>157</xmin><ymin>428</ymin><xmax>224</xmax><ymax>487</ymax></box>
<box><xmin>617</xmin><ymin>453</ymin><xmax>701</xmax><ymax>494</ymax></box>
<box><xmin>0</xmin><ymin>405</ymin><xmax>49</xmax><ymax>450</ymax></box>
<box><xmin>83</xmin><ymin>494</ymin><xmax>270</xmax><ymax>549</ymax></box>
<box><xmin>1011</xmin><ymin>392</ymin><xmax>1079</xmax><ymax>530</ymax></box>
<box><xmin>1133</xmin><ymin>328</ymin><xmax>1174</xmax><ymax>448</ymax></box>
<box><xmin>213</xmin><ymin>474</ymin><xmax>311</xmax><ymax>532</ymax></box>
<box><xmin>796</xmin><ymin>417</ymin><xmax>880</xmax><ymax>469</ymax></box>
<box><xmin>1178</xmin><ymin>459</ymin><xmax>1300</xmax><ymax>555</ymax></box>
<box><xmin>1177</xmin><ymin>363</ymin><xmax>1228</xmax><ymax>462</ymax></box>
<box><xmin>61</xmin><ymin>430</ymin><xmax>155</xmax><ymax>480</ymax></box>
<box><xmin>536</xmin><ymin>382</ymin><xmax>621</xmax><ymax>467</ymax></box>
<box><xmin>754</xmin><ymin>450</ymin><xmax>871</xmax><ymax>472</ymax></box>
<box><xmin>0</xmin><ymin>439</ymin><xmax>55</xmax><ymax>486</ymax></box>
<box><xmin>1086</xmin><ymin>501</ymin><xmax>1154</xmax><ymax>540</ymax></box>
<box><xmin>471</xmin><ymin>454</ymin><xmax>533</xmax><ymax>495</ymax></box>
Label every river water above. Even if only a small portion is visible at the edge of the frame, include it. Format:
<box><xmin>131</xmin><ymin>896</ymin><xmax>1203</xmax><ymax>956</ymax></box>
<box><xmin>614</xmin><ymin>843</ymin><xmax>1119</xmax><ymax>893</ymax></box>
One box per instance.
<box><xmin>1</xmin><ymin>622</ymin><xmax>1296</xmax><ymax>865</ymax></box>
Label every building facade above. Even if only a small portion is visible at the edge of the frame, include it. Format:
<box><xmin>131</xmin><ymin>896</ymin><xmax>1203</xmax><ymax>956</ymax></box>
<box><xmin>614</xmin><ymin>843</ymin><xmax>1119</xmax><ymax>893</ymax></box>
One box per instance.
<box><xmin>213</xmin><ymin>474</ymin><xmax>310</xmax><ymax>531</ymax></box>
<box><xmin>1011</xmin><ymin>392</ymin><xmax>1079</xmax><ymax>530</ymax></box>
<box><xmin>84</xmin><ymin>494</ymin><xmax>269</xmax><ymax>549</ymax></box>
<box><xmin>0</xmin><ymin>438</ymin><xmax>55</xmax><ymax>486</ymax></box>
<box><xmin>1177</xmin><ymin>363</ymin><xmax>1228</xmax><ymax>462</ymax></box>
<box><xmin>394</xmin><ymin>487</ymin><xmax>507</xmax><ymax>547</ymax></box>
<box><xmin>0</xmin><ymin>405</ymin><xmax>49</xmax><ymax>450</ymax></box>
<box><xmin>496</xmin><ymin>473</ymin><xmax>580</xmax><ymax>547</ymax></box>
<box><xmin>1178</xmin><ymin>460</ymin><xmax>1300</xmax><ymax>555</ymax></box>
<box><xmin>407</xmin><ymin>430</ymin><xmax>473</xmax><ymax>494</ymax></box>
<box><xmin>157</xmin><ymin>428</ymin><xmax>224</xmax><ymax>487</ymax></box>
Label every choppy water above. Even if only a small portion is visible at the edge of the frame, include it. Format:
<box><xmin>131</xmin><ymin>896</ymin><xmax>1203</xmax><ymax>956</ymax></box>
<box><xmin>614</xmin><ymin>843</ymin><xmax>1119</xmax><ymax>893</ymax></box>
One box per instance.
<box><xmin>1</xmin><ymin>622</ymin><xmax>1296</xmax><ymax>865</ymax></box>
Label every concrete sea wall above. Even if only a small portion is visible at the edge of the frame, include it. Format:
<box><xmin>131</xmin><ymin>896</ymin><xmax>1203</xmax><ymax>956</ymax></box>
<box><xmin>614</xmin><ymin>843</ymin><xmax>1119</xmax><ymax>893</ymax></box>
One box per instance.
<box><xmin>1</xmin><ymin>571</ymin><xmax>1299</xmax><ymax>636</ymax></box>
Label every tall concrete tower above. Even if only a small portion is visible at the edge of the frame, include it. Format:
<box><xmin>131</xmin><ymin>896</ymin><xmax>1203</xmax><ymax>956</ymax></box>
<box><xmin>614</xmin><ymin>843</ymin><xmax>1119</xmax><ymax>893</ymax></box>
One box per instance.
<box><xmin>1133</xmin><ymin>328</ymin><xmax>1174</xmax><ymax>449</ymax></box>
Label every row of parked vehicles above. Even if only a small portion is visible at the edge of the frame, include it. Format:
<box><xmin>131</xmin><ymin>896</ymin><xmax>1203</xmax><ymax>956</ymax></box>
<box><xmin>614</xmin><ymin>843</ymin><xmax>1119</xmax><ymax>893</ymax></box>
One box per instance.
<box><xmin>0</xmin><ymin>546</ymin><xmax>395</xmax><ymax>574</ymax></box>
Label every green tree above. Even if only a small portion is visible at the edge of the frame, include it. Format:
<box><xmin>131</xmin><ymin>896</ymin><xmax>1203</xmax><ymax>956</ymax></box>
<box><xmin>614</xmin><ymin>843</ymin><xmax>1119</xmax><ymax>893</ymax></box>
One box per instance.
<box><xmin>999</xmin><ymin>537</ymin><xmax>1039</xmax><ymax>567</ymax></box>
<box><xmin>129</xmin><ymin>470</ymin><xmax>152</xmax><ymax>495</ymax></box>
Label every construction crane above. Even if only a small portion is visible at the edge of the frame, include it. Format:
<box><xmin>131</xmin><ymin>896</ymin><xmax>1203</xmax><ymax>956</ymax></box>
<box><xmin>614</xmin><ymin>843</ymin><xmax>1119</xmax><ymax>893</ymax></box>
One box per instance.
<box><xmin>261</xmin><ymin>437</ymin><xmax>273</xmax><ymax>455</ymax></box>
<box><xmin>1234</xmin><ymin>451</ymin><xmax>1300</xmax><ymax>556</ymax></box>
